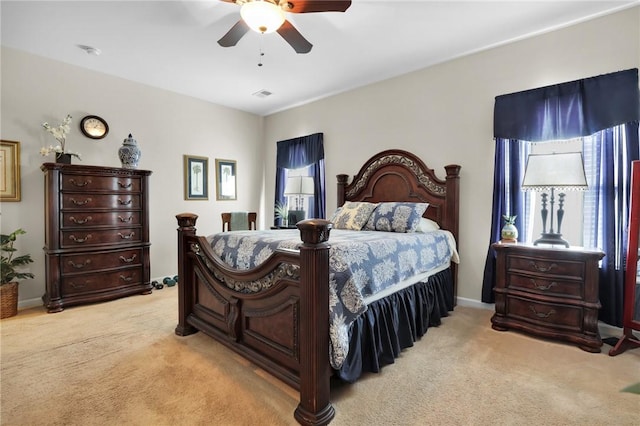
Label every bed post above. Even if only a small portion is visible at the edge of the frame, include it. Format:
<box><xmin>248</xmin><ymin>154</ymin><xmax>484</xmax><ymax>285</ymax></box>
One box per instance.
<box><xmin>294</xmin><ymin>219</ymin><xmax>335</xmax><ymax>426</ymax></box>
<box><xmin>175</xmin><ymin>213</ymin><xmax>198</xmax><ymax>337</ymax></box>
<box><xmin>444</xmin><ymin>165</ymin><xmax>461</xmax><ymax>304</ymax></box>
<box><xmin>336</xmin><ymin>174</ymin><xmax>349</xmax><ymax>207</ymax></box>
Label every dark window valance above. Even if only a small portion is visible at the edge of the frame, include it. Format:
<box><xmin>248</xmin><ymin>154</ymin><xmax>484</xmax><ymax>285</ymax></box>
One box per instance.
<box><xmin>494</xmin><ymin>68</ymin><xmax>639</xmax><ymax>141</ymax></box>
<box><xmin>276</xmin><ymin>133</ymin><xmax>324</xmax><ymax>169</ymax></box>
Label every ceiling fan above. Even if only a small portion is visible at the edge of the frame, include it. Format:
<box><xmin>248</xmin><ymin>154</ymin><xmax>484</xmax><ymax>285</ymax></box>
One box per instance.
<box><xmin>217</xmin><ymin>0</ymin><xmax>352</xmax><ymax>54</ymax></box>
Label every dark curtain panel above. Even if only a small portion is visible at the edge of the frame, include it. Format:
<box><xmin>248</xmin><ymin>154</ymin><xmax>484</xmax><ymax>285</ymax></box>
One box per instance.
<box><xmin>587</xmin><ymin>123</ymin><xmax>640</xmax><ymax>325</ymax></box>
<box><xmin>483</xmin><ymin>69</ymin><xmax>640</xmax><ymax>317</ymax></box>
<box><xmin>274</xmin><ymin>133</ymin><xmax>325</xmax><ymax>225</ymax></box>
<box><xmin>481</xmin><ymin>138</ymin><xmax>529</xmax><ymax>303</ymax></box>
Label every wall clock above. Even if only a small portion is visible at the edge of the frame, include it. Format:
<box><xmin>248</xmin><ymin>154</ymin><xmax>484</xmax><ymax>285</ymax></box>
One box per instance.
<box><xmin>80</xmin><ymin>115</ymin><xmax>109</xmax><ymax>139</ymax></box>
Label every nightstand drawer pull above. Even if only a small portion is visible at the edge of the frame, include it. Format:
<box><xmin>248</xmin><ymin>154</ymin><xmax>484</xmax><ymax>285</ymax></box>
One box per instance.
<box><xmin>530</xmin><ymin>279</ymin><xmax>558</xmax><ymax>291</ymax></box>
<box><xmin>118</xmin><ymin>232</ymin><xmax>135</xmax><ymax>240</ymax></box>
<box><xmin>69</xmin><ymin>234</ymin><xmax>92</xmax><ymax>243</ymax></box>
<box><xmin>118</xmin><ymin>198</ymin><xmax>133</xmax><ymax>205</ymax></box>
<box><xmin>69</xmin><ymin>179</ymin><xmax>91</xmax><ymax>187</ymax></box>
<box><xmin>119</xmin><ymin>254</ymin><xmax>137</xmax><ymax>263</ymax></box>
<box><xmin>70</xmin><ymin>282</ymin><xmax>87</xmax><ymax>289</ymax></box>
<box><xmin>70</xmin><ymin>198</ymin><xmax>92</xmax><ymax>206</ymax></box>
<box><xmin>118</xmin><ymin>215</ymin><xmax>134</xmax><ymax>223</ymax></box>
<box><xmin>69</xmin><ymin>216</ymin><xmax>92</xmax><ymax>225</ymax></box>
<box><xmin>529</xmin><ymin>305</ymin><xmax>556</xmax><ymax>318</ymax></box>
<box><xmin>118</xmin><ymin>182</ymin><xmax>132</xmax><ymax>189</ymax></box>
<box><xmin>120</xmin><ymin>275</ymin><xmax>134</xmax><ymax>282</ymax></box>
<box><xmin>529</xmin><ymin>261</ymin><xmax>557</xmax><ymax>273</ymax></box>
<box><xmin>68</xmin><ymin>259</ymin><xmax>91</xmax><ymax>269</ymax></box>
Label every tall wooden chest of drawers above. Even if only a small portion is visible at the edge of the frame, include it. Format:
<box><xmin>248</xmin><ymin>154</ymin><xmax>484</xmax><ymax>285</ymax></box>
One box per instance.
<box><xmin>491</xmin><ymin>243</ymin><xmax>605</xmax><ymax>352</ymax></box>
<box><xmin>41</xmin><ymin>163</ymin><xmax>153</xmax><ymax>313</ymax></box>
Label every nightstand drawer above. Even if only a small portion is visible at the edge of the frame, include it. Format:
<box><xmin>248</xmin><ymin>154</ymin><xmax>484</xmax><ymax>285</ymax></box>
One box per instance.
<box><xmin>507</xmin><ymin>255</ymin><xmax>585</xmax><ymax>279</ymax></box>
<box><xmin>507</xmin><ymin>273</ymin><xmax>583</xmax><ymax>299</ymax></box>
<box><xmin>506</xmin><ymin>296</ymin><xmax>582</xmax><ymax>331</ymax></box>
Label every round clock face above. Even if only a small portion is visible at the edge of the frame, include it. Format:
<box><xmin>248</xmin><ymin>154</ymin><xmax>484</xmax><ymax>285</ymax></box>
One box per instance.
<box><xmin>80</xmin><ymin>115</ymin><xmax>109</xmax><ymax>139</ymax></box>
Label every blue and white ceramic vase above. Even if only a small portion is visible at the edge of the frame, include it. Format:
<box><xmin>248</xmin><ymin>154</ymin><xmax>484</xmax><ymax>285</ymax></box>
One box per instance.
<box><xmin>118</xmin><ymin>133</ymin><xmax>141</xmax><ymax>169</ymax></box>
<box><xmin>500</xmin><ymin>215</ymin><xmax>518</xmax><ymax>243</ymax></box>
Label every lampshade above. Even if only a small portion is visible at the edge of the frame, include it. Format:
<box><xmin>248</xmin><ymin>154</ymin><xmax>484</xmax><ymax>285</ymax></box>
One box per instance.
<box><xmin>284</xmin><ymin>176</ymin><xmax>314</xmax><ymax>196</ymax></box>
<box><xmin>240</xmin><ymin>0</ymin><xmax>285</xmax><ymax>34</ymax></box>
<box><xmin>522</xmin><ymin>152</ymin><xmax>588</xmax><ymax>191</ymax></box>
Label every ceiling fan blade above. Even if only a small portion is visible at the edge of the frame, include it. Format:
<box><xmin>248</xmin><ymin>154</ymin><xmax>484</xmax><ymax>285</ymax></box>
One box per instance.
<box><xmin>217</xmin><ymin>19</ymin><xmax>250</xmax><ymax>47</ymax></box>
<box><xmin>277</xmin><ymin>20</ymin><xmax>312</xmax><ymax>54</ymax></box>
<box><xmin>283</xmin><ymin>0</ymin><xmax>351</xmax><ymax>13</ymax></box>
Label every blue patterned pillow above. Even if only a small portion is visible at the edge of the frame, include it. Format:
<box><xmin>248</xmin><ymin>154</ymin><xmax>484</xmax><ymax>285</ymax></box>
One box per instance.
<box><xmin>364</xmin><ymin>202</ymin><xmax>429</xmax><ymax>233</ymax></box>
<box><xmin>331</xmin><ymin>202</ymin><xmax>378</xmax><ymax>230</ymax></box>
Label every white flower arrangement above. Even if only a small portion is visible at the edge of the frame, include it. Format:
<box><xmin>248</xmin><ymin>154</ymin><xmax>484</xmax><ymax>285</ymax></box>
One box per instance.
<box><xmin>40</xmin><ymin>114</ymin><xmax>81</xmax><ymax>160</ymax></box>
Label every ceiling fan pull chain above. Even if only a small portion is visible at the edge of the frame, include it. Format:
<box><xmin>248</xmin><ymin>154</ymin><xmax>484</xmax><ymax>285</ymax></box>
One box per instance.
<box><xmin>258</xmin><ymin>34</ymin><xmax>265</xmax><ymax>67</ymax></box>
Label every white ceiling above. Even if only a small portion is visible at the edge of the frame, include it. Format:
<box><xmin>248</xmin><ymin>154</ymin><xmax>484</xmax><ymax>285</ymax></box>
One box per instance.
<box><xmin>2</xmin><ymin>1</ymin><xmax>637</xmax><ymax>116</ymax></box>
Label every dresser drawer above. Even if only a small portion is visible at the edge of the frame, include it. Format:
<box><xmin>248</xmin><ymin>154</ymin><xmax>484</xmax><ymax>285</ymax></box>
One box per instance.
<box><xmin>62</xmin><ymin>174</ymin><xmax>141</xmax><ymax>192</ymax></box>
<box><xmin>62</xmin><ymin>211</ymin><xmax>141</xmax><ymax>228</ymax></box>
<box><xmin>60</xmin><ymin>227</ymin><xmax>141</xmax><ymax>248</ymax></box>
<box><xmin>62</xmin><ymin>193</ymin><xmax>141</xmax><ymax>210</ymax></box>
<box><xmin>506</xmin><ymin>273</ymin><xmax>583</xmax><ymax>299</ymax></box>
<box><xmin>507</xmin><ymin>254</ymin><xmax>585</xmax><ymax>280</ymax></box>
<box><xmin>506</xmin><ymin>295</ymin><xmax>582</xmax><ymax>331</ymax></box>
<box><xmin>61</xmin><ymin>267</ymin><xmax>143</xmax><ymax>296</ymax></box>
<box><xmin>60</xmin><ymin>248</ymin><xmax>143</xmax><ymax>274</ymax></box>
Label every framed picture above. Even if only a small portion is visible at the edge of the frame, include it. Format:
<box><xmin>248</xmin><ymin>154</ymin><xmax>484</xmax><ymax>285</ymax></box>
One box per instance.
<box><xmin>0</xmin><ymin>140</ymin><xmax>21</xmax><ymax>202</ymax></box>
<box><xmin>183</xmin><ymin>155</ymin><xmax>209</xmax><ymax>200</ymax></box>
<box><xmin>215</xmin><ymin>159</ymin><xmax>237</xmax><ymax>201</ymax></box>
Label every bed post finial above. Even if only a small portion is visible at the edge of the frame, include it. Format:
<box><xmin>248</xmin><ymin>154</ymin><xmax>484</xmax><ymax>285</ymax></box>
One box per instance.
<box><xmin>294</xmin><ymin>219</ymin><xmax>335</xmax><ymax>426</ymax></box>
<box><xmin>175</xmin><ymin>213</ymin><xmax>199</xmax><ymax>337</ymax></box>
<box><xmin>336</xmin><ymin>174</ymin><xmax>349</xmax><ymax>207</ymax></box>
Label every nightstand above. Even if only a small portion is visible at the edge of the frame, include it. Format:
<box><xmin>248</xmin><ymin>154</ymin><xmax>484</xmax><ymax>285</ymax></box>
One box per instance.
<box><xmin>491</xmin><ymin>243</ymin><xmax>605</xmax><ymax>352</ymax></box>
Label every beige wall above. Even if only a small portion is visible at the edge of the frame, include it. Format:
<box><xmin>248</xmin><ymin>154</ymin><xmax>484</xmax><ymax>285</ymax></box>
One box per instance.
<box><xmin>262</xmin><ymin>7</ymin><xmax>640</xmax><ymax>303</ymax></box>
<box><xmin>0</xmin><ymin>47</ymin><xmax>264</xmax><ymax>303</ymax></box>
<box><xmin>2</xmin><ymin>7</ymin><xmax>638</xmax><ymax>307</ymax></box>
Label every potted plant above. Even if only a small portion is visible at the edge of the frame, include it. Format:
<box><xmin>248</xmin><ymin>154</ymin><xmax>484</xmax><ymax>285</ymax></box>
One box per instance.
<box><xmin>274</xmin><ymin>200</ymin><xmax>289</xmax><ymax>227</ymax></box>
<box><xmin>1</xmin><ymin>228</ymin><xmax>34</xmax><ymax>319</ymax></box>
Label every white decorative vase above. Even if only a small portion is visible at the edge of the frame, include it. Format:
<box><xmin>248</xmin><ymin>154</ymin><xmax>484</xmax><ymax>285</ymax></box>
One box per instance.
<box><xmin>118</xmin><ymin>133</ymin><xmax>141</xmax><ymax>169</ymax></box>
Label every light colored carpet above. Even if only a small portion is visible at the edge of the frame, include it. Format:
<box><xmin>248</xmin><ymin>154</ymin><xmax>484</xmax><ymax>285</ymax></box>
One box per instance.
<box><xmin>1</xmin><ymin>286</ymin><xmax>638</xmax><ymax>425</ymax></box>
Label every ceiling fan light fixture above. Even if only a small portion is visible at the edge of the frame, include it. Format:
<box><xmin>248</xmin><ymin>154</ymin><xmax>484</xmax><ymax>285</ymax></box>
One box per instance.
<box><xmin>240</xmin><ymin>1</ymin><xmax>285</xmax><ymax>34</ymax></box>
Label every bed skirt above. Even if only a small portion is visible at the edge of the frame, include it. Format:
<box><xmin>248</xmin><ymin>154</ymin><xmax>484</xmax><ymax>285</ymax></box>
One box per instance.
<box><xmin>336</xmin><ymin>268</ymin><xmax>454</xmax><ymax>382</ymax></box>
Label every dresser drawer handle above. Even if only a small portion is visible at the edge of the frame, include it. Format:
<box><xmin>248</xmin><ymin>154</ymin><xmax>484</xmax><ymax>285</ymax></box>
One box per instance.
<box><xmin>118</xmin><ymin>232</ymin><xmax>135</xmax><ymax>240</ymax></box>
<box><xmin>70</xmin><ymin>198</ymin><xmax>92</xmax><ymax>206</ymax></box>
<box><xmin>68</xmin><ymin>259</ymin><xmax>92</xmax><ymax>269</ymax></box>
<box><xmin>529</xmin><ymin>305</ymin><xmax>556</xmax><ymax>319</ymax></box>
<box><xmin>118</xmin><ymin>181</ymin><xmax>133</xmax><ymax>189</ymax></box>
<box><xmin>69</xmin><ymin>216</ymin><xmax>92</xmax><ymax>225</ymax></box>
<box><xmin>69</xmin><ymin>282</ymin><xmax>86</xmax><ymax>289</ymax></box>
<box><xmin>529</xmin><ymin>261</ymin><xmax>557</xmax><ymax>273</ymax></box>
<box><xmin>118</xmin><ymin>215</ymin><xmax>134</xmax><ymax>223</ymax></box>
<box><xmin>69</xmin><ymin>234</ymin><xmax>92</xmax><ymax>243</ymax></box>
<box><xmin>118</xmin><ymin>199</ymin><xmax>133</xmax><ymax>205</ymax></box>
<box><xmin>69</xmin><ymin>178</ymin><xmax>91</xmax><ymax>187</ymax></box>
<box><xmin>119</xmin><ymin>254</ymin><xmax>137</xmax><ymax>263</ymax></box>
<box><xmin>120</xmin><ymin>275</ymin><xmax>134</xmax><ymax>282</ymax></box>
<box><xmin>530</xmin><ymin>279</ymin><xmax>558</xmax><ymax>291</ymax></box>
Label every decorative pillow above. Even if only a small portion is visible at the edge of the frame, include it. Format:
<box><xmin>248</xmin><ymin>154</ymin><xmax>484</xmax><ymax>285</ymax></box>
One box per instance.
<box><xmin>416</xmin><ymin>217</ymin><xmax>440</xmax><ymax>233</ymax></box>
<box><xmin>330</xmin><ymin>202</ymin><xmax>378</xmax><ymax>230</ymax></box>
<box><xmin>364</xmin><ymin>202</ymin><xmax>429</xmax><ymax>233</ymax></box>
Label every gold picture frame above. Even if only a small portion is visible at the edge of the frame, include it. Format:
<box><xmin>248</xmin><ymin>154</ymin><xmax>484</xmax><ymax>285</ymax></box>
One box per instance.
<box><xmin>0</xmin><ymin>140</ymin><xmax>21</xmax><ymax>202</ymax></box>
<box><xmin>183</xmin><ymin>155</ymin><xmax>209</xmax><ymax>200</ymax></box>
<box><xmin>215</xmin><ymin>159</ymin><xmax>237</xmax><ymax>201</ymax></box>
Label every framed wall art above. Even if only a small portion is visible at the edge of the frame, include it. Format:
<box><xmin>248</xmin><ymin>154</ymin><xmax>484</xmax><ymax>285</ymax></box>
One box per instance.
<box><xmin>0</xmin><ymin>140</ymin><xmax>21</xmax><ymax>202</ymax></box>
<box><xmin>215</xmin><ymin>159</ymin><xmax>237</xmax><ymax>201</ymax></box>
<box><xmin>183</xmin><ymin>155</ymin><xmax>209</xmax><ymax>200</ymax></box>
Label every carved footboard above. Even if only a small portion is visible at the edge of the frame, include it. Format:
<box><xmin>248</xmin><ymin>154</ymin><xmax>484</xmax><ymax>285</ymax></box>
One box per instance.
<box><xmin>175</xmin><ymin>214</ymin><xmax>334</xmax><ymax>426</ymax></box>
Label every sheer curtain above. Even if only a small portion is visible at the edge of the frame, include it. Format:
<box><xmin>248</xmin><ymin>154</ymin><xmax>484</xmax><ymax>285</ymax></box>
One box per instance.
<box><xmin>275</xmin><ymin>133</ymin><xmax>325</xmax><ymax>226</ymax></box>
<box><xmin>482</xmin><ymin>69</ymin><xmax>639</xmax><ymax>326</ymax></box>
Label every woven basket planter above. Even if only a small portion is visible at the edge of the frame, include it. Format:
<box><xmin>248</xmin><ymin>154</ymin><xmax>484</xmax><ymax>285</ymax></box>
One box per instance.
<box><xmin>0</xmin><ymin>282</ymin><xmax>19</xmax><ymax>319</ymax></box>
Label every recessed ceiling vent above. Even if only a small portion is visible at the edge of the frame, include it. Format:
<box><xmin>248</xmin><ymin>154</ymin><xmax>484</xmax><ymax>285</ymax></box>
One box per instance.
<box><xmin>252</xmin><ymin>89</ymin><xmax>273</xmax><ymax>98</ymax></box>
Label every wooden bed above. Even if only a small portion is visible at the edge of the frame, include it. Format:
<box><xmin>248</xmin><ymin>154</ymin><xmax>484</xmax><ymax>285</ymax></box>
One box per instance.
<box><xmin>175</xmin><ymin>149</ymin><xmax>460</xmax><ymax>425</ymax></box>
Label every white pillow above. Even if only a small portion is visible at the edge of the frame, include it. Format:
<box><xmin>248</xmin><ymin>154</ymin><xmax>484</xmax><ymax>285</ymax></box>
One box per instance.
<box><xmin>416</xmin><ymin>218</ymin><xmax>440</xmax><ymax>233</ymax></box>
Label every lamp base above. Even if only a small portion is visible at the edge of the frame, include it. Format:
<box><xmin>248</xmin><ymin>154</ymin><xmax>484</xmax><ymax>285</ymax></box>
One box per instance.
<box><xmin>533</xmin><ymin>233</ymin><xmax>570</xmax><ymax>248</ymax></box>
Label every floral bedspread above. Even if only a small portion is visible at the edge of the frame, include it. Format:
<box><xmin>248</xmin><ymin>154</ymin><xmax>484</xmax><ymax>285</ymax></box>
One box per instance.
<box><xmin>209</xmin><ymin>229</ymin><xmax>457</xmax><ymax>369</ymax></box>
